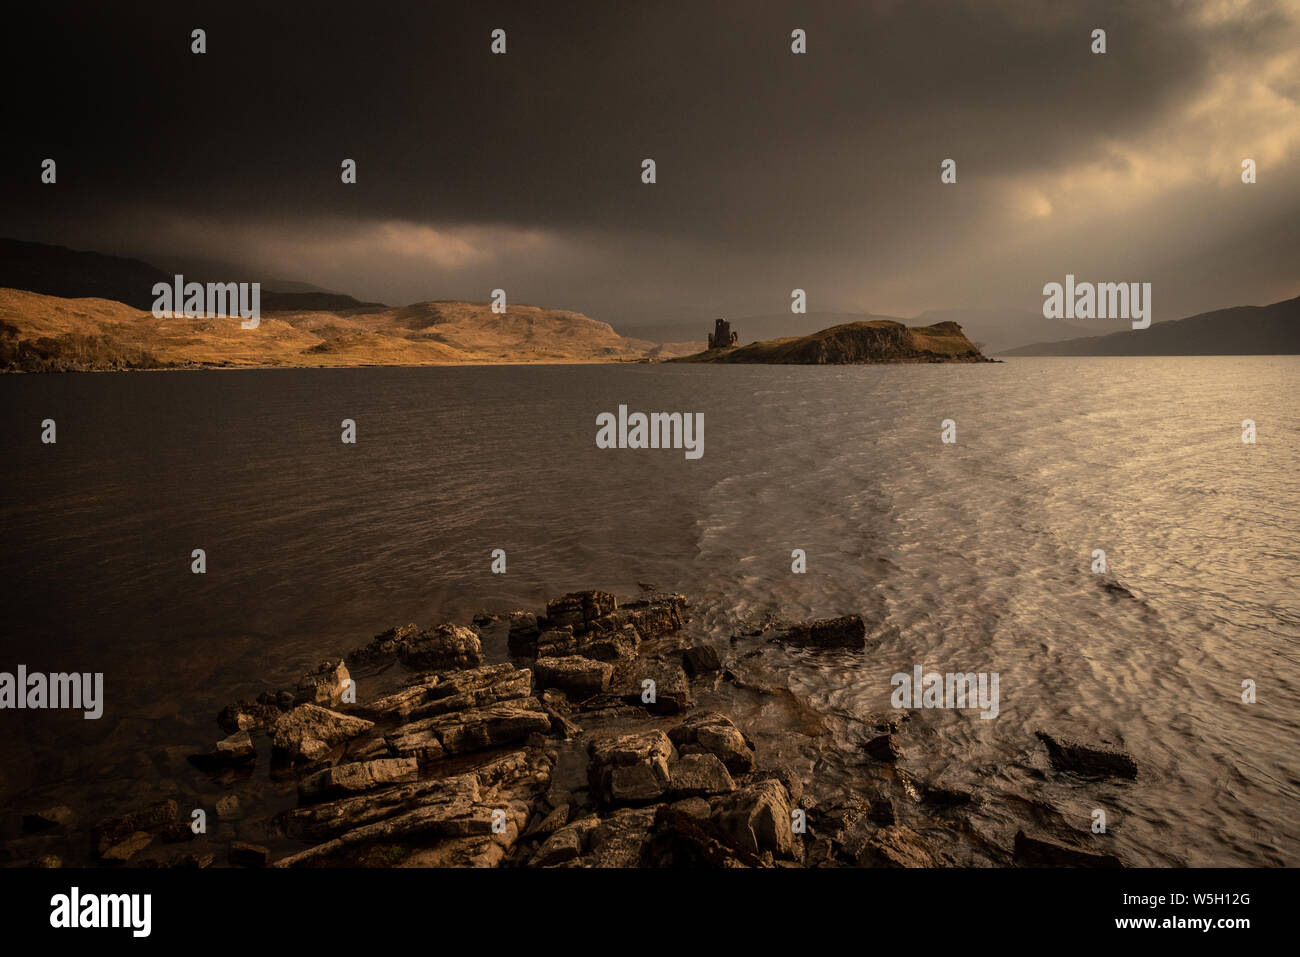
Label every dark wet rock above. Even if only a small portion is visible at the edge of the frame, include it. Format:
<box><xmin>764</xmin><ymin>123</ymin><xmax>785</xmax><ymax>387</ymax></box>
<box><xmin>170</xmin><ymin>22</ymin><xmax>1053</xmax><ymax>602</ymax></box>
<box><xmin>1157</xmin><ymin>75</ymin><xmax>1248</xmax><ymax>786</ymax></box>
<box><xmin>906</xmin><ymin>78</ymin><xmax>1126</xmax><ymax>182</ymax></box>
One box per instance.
<box><xmin>1014</xmin><ymin>829</ymin><xmax>1123</xmax><ymax>867</ymax></box>
<box><xmin>535</xmin><ymin>623</ymin><xmax>640</xmax><ymax>662</ymax></box>
<box><xmin>641</xmin><ymin>805</ymin><xmax>765</xmax><ymax>867</ymax></box>
<box><xmin>94</xmin><ymin>800</ymin><xmax>179</xmax><ymax>859</ymax></box>
<box><xmin>396</xmin><ymin>624</ymin><xmax>483</xmax><ymax>672</ymax></box>
<box><xmin>535</xmin><ymin>625</ymin><xmax>577</xmax><ymax>657</ymax></box>
<box><xmin>546</xmin><ymin>591</ymin><xmax>619</xmax><ymax>631</ymax></box>
<box><xmin>541</xmin><ymin>694</ymin><xmax>583</xmax><ymax>738</ymax></box>
<box><xmin>922</xmin><ymin>782</ymin><xmax>974</xmax><ymax>808</ymax></box>
<box><xmin>533</xmin><ymin>656</ymin><xmax>614</xmax><ymax>699</ymax></box>
<box><xmin>296</xmin><ymin>659</ymin><xmax>352</xmax><ymax>707</ymax></box>
<box><xmin>668</xmin><ymin>796</ymin><xmax>713</xmax><ymax>819</ymax></box>
<box><xmin>299</xmin><ymin>757</ymin><xmax>420</xmax><ymax>802</ymax></box>
<box><xmin>864</xmin><ymin>733</ymin><xmax>903</xmax><ymax>763</ymax></box>
<box><xmin>101</xmin><ymin>832</ymin><xmax>155</xmax><ymax>862</ymax></box>
<box><xmin>713</xmin><ymin>778</ymin><xmax>797</xmax><ymax>860</ymax></box>
<box><xmin>161</xmin><ymin>822</ymin><xmax>198</xmax><ymax>843</ymax></box>
<box><xmin>385</xmin><ymin>697</ymin><xmax>550</xmax><ymax>761</ymax></box>
<box><xmin>777</xmin><ymin>614</ymin><xmax>867</xmax><ymax>650</ymax></box>
<box><xmin>669</xmin><ymin>711</ymin><xmax>756</xmax><ymax>774</ymax></box>
<box><xmin>580</xmin><ymin>626</ymin><xmax>642</xmax><ymax>662</ymax></box>
<box><xmin>217</xmin><ymin>699</ymin><xmax>285</xmax><ymax>734</ymax></box>
<box><xmin>613</xmin><ymin>593</ymin><xmax>688</xmax><ymax>638</ymax></box>
<box><xmin>229</xmin><ymin>841</ymin><xmax>270</xmax><ymax>868</ymax></box>
<box><xmin>751</xmin><ymin>765</ymin><xmax>805</xmax><ymax>807</ymax></box>
<box><xmin>1035</xmin><ymin>730</ymin><xmax>1138</xmax><ymax>780</ymax></box>
<box><xmin>667</xmin><ymin>752</ymin><xmax>736</xmax><ymax>798</ymax></box>
<box><xmin>348</xmin><ymin>623</ymin><xmax>419</xmax><ymax>666</ymax></box>
<box><xmin>526</xmin><ymin>804</ymin><xmax>570</xmax><ymax>839</ymax></box>
<box><xmin>871</xmin><ymin>711</ymin><xmax>913</xmax><ymax>734</ymax></box>
<box><xmin>612</xmin><ymin>657</ymin><xmax>692</xmax><ymax>714</ymax></box>
<box><xmin>855</xmin><ymin>824</ymin><xmax>935</xmax><ymax>867</ymax></box>
<box><xmin>215</xmin><ymin>795</ymin><xmax>241</xmax><ymax>821</ymax></box>
<box><xmin>869</xmin><ymin>796</ymin><xmax>897</xmax><ymax>825</ymax></box>
<box><xmin>271</xmin><ymin>704</ymin><xmax>374</xmax><ymax>765</ymax></box>
<box><xmin>507</xmin><ymin>611</ymin><xmax>541</xmax><ymax>656</ymax></box>
<box><xmin>583</xmin><ymin>807</ymin><xmax>659</xmax><ymax>866</ymax></box>
<box><xmin>472</xmin><ymin>612</ymin><xmax>501</xmax><ymax>627</ymax></box>
<box><xmin>188</xmin><ymin>729</ymin><xmax>256</xmax><ymax>771</ymax></box>
<box><xmin>530</xmin><ymin>815</ymin><xmax>600</xmax><ymax>867</ymax></box>
<box><xmin>21</xmin><ymin>805</ymin><xmax>75</xmax><ymax>833</ymax></box>
<box><xmin>588</xmin><ymin>730</ymin><xmax>675</xmax><ymax>806</ymax></box>
<box><xmin>681</xmin><ymin>644</ymin><xmax>722</xmax><ymax>676</ymax></box>
<box><xmin>31</xmin><ymin>855</ymin><xmax>62</xmax><ymax>868</ymax></box>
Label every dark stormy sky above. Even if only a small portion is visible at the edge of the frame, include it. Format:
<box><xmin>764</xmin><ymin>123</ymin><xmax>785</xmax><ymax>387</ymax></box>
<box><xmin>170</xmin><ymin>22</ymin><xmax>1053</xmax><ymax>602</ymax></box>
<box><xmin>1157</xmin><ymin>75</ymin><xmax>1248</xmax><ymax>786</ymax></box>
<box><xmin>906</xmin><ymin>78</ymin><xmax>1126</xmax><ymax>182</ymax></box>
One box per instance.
<box><xmin>2</xmin><ymin>0</ymin><xmax>1297</xmax><ymax>327</ymax></box>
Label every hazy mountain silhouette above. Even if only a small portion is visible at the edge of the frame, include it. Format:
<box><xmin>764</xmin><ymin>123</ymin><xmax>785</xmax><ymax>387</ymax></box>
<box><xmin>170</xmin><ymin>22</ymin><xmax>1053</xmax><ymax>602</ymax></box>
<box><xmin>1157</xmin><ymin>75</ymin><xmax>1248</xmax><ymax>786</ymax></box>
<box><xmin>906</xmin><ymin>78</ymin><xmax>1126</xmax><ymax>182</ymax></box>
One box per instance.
<box><xmin>0</xmin><ymin>239</ymin><xmax>385</xmax><ymax>313</ymax></box>
<box><xmin>999</xmin><ymin>296</ymin><xmax>1300</xmax><ymax>355</ymax></box>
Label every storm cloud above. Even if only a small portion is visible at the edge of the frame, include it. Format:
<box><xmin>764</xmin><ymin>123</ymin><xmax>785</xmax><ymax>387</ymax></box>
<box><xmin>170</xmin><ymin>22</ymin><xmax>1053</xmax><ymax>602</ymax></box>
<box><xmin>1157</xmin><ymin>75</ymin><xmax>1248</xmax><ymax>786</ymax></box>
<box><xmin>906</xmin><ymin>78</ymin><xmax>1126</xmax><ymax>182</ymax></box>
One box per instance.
<box><xmin>2</xmin><ymin>0</ymin><xmax>1297</xmax><ymax>327</ymax></box>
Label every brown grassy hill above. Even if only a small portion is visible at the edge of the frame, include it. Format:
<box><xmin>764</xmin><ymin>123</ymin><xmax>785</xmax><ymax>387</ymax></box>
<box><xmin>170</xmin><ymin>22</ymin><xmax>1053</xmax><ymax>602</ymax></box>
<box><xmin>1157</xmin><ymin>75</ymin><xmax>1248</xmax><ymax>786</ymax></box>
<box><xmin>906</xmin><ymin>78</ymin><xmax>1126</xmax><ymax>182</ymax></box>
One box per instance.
<box><xmin>0</xmin><ymin>288</ymin><xmax>667</xmax><ymax>371</ymax></box>
<box><xmin>672</xmin><ymin>320</ymin><xmax>990</xmax><ymax>364</ymax></box>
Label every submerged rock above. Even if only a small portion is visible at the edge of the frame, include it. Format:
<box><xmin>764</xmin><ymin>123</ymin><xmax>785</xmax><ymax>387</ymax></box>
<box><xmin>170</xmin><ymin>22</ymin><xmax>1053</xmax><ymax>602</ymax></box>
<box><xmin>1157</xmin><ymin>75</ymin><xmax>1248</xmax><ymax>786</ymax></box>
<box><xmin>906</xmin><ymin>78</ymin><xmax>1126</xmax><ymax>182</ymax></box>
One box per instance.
<box><xmin>1013</xmin><ymin>829</ymin><xmax>1123</xmax><ymax>867</ymax></box>
<box><xmin>1035</xmin><ymin>730</ymin><xmax>1138</xmax><ymax>780</ymax></box>
<box><xmin>863</xmin><ymin>733</ymin><xmax>903</xmax><ymax>763</ymax></box>
<box><xmin>217</xmin><ymin>698</ymin><xmax>286</xmax><ymax>734</ymax></box>
<box><xmin>855</xmin><ymin>825</ymin><xmax>935</xmax><ymax>867</ymax></box>
<box><xmin>93</xmin><ymin>800</ymin><xmax>179</xmax><ymax>860</ymax></box>
<box><xmin>229</xmin><ymin>841</ymin><xmax>271</xmax><ymax>868</ymax></box>
<box><xmin>681</xmin><ymin>644</ymin><xmax>722</xmax><ymax>676</ymax></box>
<box><xmin>188</xmin><ymin>730</ymin><xmax>256</xmax><ymax>771</ymax></box>
<box><xmin>21</xmin><ymin>805</ymin><xmax>75</xmax><ymax>833</ymax></box>
<box><xmin>777</xmin><ymin>615</ymin><xmax>867</xmax><ymax>650</ymax></box>
<box><xmin>348</xmin><ymin>623</ymin><xmax>420</xmax><ymax>666</ymax></box>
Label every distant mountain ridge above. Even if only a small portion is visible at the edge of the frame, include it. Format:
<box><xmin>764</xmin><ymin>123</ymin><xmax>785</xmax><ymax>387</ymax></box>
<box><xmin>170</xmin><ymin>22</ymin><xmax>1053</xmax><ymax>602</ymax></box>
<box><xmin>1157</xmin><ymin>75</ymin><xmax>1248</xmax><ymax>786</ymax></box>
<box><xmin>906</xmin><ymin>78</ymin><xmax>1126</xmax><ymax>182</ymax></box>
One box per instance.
<box><xmin>0</xmin><ymin>238</ymin><xmax>388</xmax><ymax>314</ymax></box>
<box><xmin>999</xmin><ymin>296</ymin><xmax>1300</xmax><ymax>355</ymax></box>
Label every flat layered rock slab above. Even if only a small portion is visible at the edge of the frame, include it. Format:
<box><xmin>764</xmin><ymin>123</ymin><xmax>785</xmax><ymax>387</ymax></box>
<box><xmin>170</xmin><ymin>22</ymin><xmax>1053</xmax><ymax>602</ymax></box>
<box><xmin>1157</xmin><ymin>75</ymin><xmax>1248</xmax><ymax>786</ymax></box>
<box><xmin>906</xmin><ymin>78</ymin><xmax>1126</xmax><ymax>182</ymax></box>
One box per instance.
<box><xmin>533</xmin><ymin>656</ymin><xmax>614</xmax><ymax>699</ymax></box>
<box><xmin>298</xmin><ymin>757</ymin><xmax>420</xmax><ymax>802</ymax></box>
<box><xmin>385</xmin><ymin>697</ymin><xmax>551</xmax><ymax>762</ymax></box>
<box><xmin>610</xmin><ymin>658</ymin><xmax>692</xmax><ymax>715</ymax></box>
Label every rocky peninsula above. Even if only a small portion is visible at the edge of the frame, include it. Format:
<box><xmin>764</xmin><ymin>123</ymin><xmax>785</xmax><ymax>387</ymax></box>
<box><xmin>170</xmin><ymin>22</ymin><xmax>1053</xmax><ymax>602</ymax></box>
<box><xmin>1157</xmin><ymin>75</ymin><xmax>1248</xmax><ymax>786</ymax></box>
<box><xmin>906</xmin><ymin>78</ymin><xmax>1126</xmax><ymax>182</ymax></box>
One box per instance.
<box><xmin>15</xmin><ymin>590</ymin><xmax>1140</xmax><ymax>869</ymax></box>
<box><xmin>673</xmin><ymin>320</ymin><xmax>992</xmax><ymax>364</ymax></box>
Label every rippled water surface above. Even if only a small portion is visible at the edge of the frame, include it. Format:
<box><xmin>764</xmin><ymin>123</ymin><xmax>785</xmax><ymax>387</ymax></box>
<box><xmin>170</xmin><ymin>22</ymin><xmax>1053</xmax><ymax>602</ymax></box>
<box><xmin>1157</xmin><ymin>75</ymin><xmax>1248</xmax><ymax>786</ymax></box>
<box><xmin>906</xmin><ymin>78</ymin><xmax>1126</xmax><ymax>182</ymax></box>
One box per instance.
<box><xmin>1</xmin><ymin>358</ymin><xmax>1296</xmax><ymax>865</ymax></box>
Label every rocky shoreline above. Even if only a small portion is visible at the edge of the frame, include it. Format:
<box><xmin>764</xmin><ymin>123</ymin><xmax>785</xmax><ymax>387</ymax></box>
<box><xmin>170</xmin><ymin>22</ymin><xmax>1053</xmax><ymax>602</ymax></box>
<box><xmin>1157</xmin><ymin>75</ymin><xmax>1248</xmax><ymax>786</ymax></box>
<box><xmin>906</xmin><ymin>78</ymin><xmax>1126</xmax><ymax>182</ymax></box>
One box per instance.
<box><xmin>15</xmin><ymin>590</ymin><xmax>1142</xmax><ymax>868</ymax></box>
